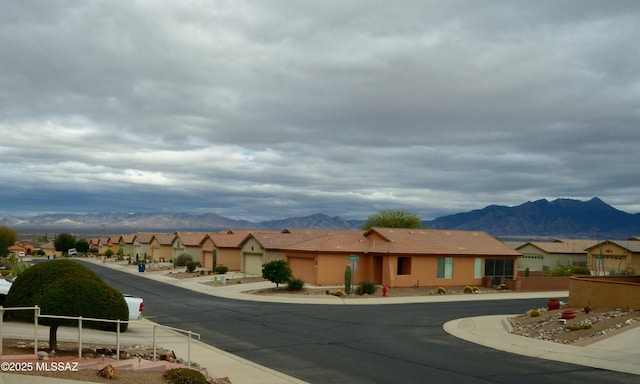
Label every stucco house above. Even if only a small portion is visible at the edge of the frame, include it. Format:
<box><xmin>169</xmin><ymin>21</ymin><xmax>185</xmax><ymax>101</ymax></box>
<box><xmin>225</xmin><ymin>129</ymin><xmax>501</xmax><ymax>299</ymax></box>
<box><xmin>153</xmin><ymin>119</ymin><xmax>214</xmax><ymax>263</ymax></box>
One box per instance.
<box><xmin>173</xmin><ymin>232</ymin><xmax>208</xmax><ymax>264</ymax></box>
<box><xmin>586</xmin><ymin>240</ymin><xmax>640</xmax><ymax>275</ymax></box>
<box><xmin>515</xmin><ymin>239</ymin><xmax>597</xmax><ymax>271</ymax></box>
<box><xmin>239</xmin><ymin>229</ymin><xmax>332</xmax><ymax>276</ymax></box>
<box><xmin>201</xmin><ymin>230</ymin><xmax>252</xmax><ymax>270</ymax></box>
<box><xmin>132</xmin><ymin>233</ymin><xmax>154</xmax><ymax>262</ymax></box>
<box><xmin>149</xmin><ymin>233</ymin><xmax>176</xmax><ymax>262</ymax></box>
<box><xmin>119</xmin><ymin>234</ymin><xmax>136</xmax><ymax>257</ymax></box>
<box><xmin>281</xmin><ymin>227</ymin><xmax>521</xmax><ymax>288</ymax></box>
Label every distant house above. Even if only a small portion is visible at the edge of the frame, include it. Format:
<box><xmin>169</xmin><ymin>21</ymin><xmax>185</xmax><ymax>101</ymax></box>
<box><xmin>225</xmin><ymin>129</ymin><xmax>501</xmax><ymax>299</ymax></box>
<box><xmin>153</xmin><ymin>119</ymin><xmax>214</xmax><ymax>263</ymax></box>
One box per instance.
<box><xmin>8</xmin><ymin>241</ymin><xmax>34</xmax><ymax>256</ymax></box>
<box><xmin>119</xmin><ymin>234</ymin><xmax>135</xmax><ymax>257</ymax></box>
<box><xmin>586</xmin><ymin>240</ymin><xmax>640</xmax><ymax>275</ymax></box>
<box><xmin>282</xmin><ymin>227</ymin><xmax>521</xmax><ymax>288</ymax></box>
<box><xmin>173</xmin><ymin>232</ymin><xmax>208</xmax><ymax>264</ymax></box>
<box><xmin>149</xmin><ymin>233</ymin><xmax>176</xmax><ymax>262</ymax></box>
<box><xmin>132</xmin><ymin>233</ymin><xmax>154</xmax><ymax>261</ymax></box>
<box><xmin>202</xmin><ymin>230</ymin><xmax>252</xmax><ymax>270</ymax></box>
<box><xmin>514</xmin><ymin>239</ymin><xmax>597</xmax><ymax>271</ymax></box>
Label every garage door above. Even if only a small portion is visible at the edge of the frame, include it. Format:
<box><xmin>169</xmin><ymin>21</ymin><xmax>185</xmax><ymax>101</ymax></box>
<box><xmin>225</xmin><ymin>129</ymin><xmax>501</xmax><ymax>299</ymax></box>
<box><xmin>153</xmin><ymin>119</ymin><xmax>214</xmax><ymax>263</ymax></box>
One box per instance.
<box><xmin>244</xmin><ymin>254</ymin><xmax>264</xmax><ymax>276</ymax></box>
<box><xmin>288</xmin><ymin>257</ymin><xmax>316</xmax><ymax>284</ymax></box>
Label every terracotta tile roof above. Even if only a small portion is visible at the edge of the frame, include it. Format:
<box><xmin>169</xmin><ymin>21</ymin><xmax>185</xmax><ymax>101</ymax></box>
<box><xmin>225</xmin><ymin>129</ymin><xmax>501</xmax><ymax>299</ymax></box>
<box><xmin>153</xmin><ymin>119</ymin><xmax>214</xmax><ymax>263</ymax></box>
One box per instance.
<box><xmin>283</xmin><ymin>230</ymin><xmax>368</xmax><ymax>253</ymax></box>
<box><xmin>175</xmin><ymin>232</ymin><xmax>208</xmax><ymax>246</ymax></box>
<box><xmin>246</xmin><ymin>229</ymin><xmax>336</xmax><ymax>249</ymax></box>
<box><xmin>519</xmin><ymin>240</ymin><xmax>598</xmax><ymax>254</ymax></box>
<box><xmin>121</xmin><ymin>234</ymin><xmax>135</xmax><ymax>244</ymax></box>
<box><xmin>151</xmin><ymin>233</ymin><xmax>176</xmax><ymax>245</ymax></box>
<box><xmin>363</xmin><ymin>227</ymin><xmax>521</xmax><ymax>256</ymax></box>
<box><xmin>208</xmin><ymin>230</ymin><xmax>254</xmax><ymax>248</ymax></box>
<box><xmin>134</xmin><ymin>233</ymin><xmax>155</xmax><ymax>244</ymax></box>
<box><xmin>586</xmin><ymin>240</ymin><xmax>640</xmax><ymax>253</ymax></box>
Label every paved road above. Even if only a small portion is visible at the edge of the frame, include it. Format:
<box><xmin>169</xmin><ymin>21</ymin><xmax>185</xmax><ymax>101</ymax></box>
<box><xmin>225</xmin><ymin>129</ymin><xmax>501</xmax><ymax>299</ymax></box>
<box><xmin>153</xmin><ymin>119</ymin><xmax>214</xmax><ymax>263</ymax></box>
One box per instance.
<box><xmin>81</xmin><ymin>261</ymin><xmax>636</xmax><ymax>384</ymax></box>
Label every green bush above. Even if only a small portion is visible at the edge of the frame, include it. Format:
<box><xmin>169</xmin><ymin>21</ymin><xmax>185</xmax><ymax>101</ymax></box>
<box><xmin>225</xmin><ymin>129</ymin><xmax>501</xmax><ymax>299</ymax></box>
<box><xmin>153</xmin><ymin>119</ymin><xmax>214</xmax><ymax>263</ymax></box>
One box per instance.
<box><xmin>437</xmin><ymin>287</ymin><xmax>446</xmax><ymax>294</ymax></box>
<box><xmin>5</xmin><ymin>259</ymin><xmax>129</xmax><ymax>350</ymax></box>
<box><xmin>332</xmin><ymin>289</ymin><xmax>346</xmax><ymax>297</ymax></box>
<box><xmin>214</xmin><ymin>265</ymin><xmax>228</xmax><ymax>274</ymax></box>
<box><xmin>566</xmin><ymin>323</ymin><xmax>592</xmax><ymax>331</ymax></box>
<box><xmin>550</xmin><ymin>265</ymin><xmax>591</xmax><ymax>277</ymax></box>
<box><xmin>463</xmin><ymin>286</ymin><xmax>473</xmax><ymax>294</ymax></box>
<box><xmin>175</xmin><ymin>253</ymin><xmax>193</xmax><ymax>267</ymax></box>
<box><xmin>529</xmin><ymin>309</ymin><xmax>541</xmax><ymax>317</ymax></box>
<box><xmin>356</xmin><ymin>281</ymin><xmax>377</xmax><ymax>295</ymax></box>
<box><xmin>162</xmin><ymin>367</ymin><xmax>207</xmax><ymax>384</ymax></box>
<box><xmin>287</xmin><ymin>278</ymin><xmax>305</xmax><ymax>291</ymax></box>
<box><xmin>262</xmin><ymin>260</ymin><xmax>292</xmax><ymax>288</ymax></box>
<box><xmin>185</xmin><ymin>260</ymin><xmax>198</xmax><ymax>273</ymax></box>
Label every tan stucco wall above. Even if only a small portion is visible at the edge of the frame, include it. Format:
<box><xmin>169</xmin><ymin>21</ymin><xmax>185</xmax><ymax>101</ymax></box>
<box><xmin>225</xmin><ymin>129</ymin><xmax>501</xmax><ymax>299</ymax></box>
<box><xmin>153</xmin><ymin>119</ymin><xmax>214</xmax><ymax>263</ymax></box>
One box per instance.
<box><xmin>569</xmin><ymin>275</ymin><xmax>640</xmax><ymax>309</ymax></box>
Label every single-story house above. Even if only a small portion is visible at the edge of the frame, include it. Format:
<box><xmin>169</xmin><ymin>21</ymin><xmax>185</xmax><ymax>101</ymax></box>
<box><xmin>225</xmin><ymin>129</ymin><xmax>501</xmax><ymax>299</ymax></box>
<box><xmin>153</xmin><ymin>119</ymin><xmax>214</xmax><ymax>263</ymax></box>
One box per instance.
<box><xmin>132</xmin><ymin>233</ymin><xmax>154</xmax><ymax>261</ymax></box>
<box><xmin>282</xmin><ymin>227</ymin><xmax>522</xmax><ymax>288</ymax></box>
<box><xmin>173</xmin><ymin>232</ymin><xmax>208</xmax><ymax>264</ymax></box>
<box><xmin>586</xmin><ymin>240</ymin><xmax>640</xmax><ymax>275</ymax></box>
<box><xmin>514</xmin><ymin>239</ymin><xmax>597</xmax><ymax>271</ymax></box>
<box><xmin>202</xmin><ymin>230</ymin><xmax>253</xmax><ymax>270</ymax></box>
<box><xmin>149</xmin><ymin>233</ymin><xmax>176</xmax><ymax>262</ymax></box>
<box><xmin>239</xmin><ymin>229</ymin><xmax>332</xmax><ymax>276</ymax></box>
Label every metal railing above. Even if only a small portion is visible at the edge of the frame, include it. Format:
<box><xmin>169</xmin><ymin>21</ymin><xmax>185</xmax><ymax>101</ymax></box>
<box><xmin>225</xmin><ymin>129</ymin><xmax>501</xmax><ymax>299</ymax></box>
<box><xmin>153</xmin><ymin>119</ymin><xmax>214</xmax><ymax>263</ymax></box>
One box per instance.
<box><xmin>0</xmin><ymin>306</ymin><xmax>200</xmax><ymax>366</ymax></box>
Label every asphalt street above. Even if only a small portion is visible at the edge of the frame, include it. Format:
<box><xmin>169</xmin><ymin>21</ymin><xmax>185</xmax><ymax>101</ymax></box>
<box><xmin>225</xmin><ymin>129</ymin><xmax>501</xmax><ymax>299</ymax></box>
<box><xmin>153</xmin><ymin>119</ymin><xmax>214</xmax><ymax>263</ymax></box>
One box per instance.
<box><xmin>80</xmin><ymin>260</ymin><xmax>636</xmax><ymax>384</ymax></box>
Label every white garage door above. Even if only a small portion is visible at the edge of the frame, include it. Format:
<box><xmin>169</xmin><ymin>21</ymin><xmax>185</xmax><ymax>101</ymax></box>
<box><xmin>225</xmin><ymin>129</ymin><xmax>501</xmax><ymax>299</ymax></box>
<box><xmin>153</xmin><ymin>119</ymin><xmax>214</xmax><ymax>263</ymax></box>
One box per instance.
<box><xmin>244</xmin><ymin>254</ymin><xmax>264</xmax><ymax>276</ymax></box>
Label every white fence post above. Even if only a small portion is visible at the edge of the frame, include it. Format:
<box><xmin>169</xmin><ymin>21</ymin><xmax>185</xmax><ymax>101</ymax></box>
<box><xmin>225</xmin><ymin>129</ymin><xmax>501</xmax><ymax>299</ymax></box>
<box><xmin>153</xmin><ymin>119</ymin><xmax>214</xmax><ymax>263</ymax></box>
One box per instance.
<box><xmin>116</xmin><ymin>319</ymin><xmax>121</xmax><ymax>360</ymax></box>
<box><xmin>78</xmin><ymin>316</ymin><xmax>83</xmax><ymax>359</ymax></box>
<box><xmin>34</xmin><ymin>305</ymin><xmax>39</xmax><ymax>355</ymax></box>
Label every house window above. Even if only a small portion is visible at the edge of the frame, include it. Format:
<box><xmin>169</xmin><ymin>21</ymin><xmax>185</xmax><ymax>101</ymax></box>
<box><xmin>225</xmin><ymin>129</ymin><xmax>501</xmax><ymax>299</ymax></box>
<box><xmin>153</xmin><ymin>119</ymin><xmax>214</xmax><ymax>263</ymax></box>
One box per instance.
<box><xmin>474</xmin><ymin>258</ymin><xmax>482</xmax><ymax>278</ymax></box>
<box><xmin>397</xmin><ymin>257</ymin><xmax>412</xmax><ymax>275</ymax></box>
<box><xmin>485</xmin><ymin>258</ymin><xmax>514</xmax><ymax>285</ymax></box>
<box><xmin>437</xmin><ymin>257</ymin><xmax>453</xmax><ymax>279</ymax></box>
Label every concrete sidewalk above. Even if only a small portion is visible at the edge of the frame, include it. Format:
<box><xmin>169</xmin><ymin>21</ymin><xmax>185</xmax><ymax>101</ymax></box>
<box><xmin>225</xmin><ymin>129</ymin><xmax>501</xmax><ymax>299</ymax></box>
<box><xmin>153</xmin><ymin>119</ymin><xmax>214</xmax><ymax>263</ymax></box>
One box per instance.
<box><xmin>444</xmin><ymin>315</ymin><xmax>640</xmax><ymax>376</ymax></box>
<box><xmin>0</xmin><ymin>317</ymin><xmax>308</xmax><ymax>384</ymax></box>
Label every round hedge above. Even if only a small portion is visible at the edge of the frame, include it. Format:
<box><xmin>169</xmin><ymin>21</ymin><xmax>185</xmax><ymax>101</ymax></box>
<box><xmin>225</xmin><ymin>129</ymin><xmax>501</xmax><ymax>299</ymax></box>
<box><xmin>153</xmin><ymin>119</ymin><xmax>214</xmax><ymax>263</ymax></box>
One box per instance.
<box><xmin>6</xmin><ymin>259</ymin><xmax>129</xmax><ymax>332</ymax></box>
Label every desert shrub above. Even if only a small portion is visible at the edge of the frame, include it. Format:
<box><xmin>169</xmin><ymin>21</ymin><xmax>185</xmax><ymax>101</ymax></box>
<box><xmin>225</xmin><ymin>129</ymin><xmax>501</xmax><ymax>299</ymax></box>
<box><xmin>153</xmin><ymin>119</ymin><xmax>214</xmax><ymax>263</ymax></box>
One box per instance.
<box><xmin>185</xmin><ymin>260</ymin><xmax>198</xmax><ymax>273</ymax></box>
<box><xmin>529</xmin><ymin>309</ymin><xmax>541</xmax><ymax>317</ymax></box>
<box><xmin>356</xmin><ymin>281</ymin><xmax>377</xmax><ymax>295</ymax></box>
<box><xmin>437</xmin><ymin>287</ymin><xmax>446</xmax><ymax>294</ymax></box>
<box><xmin>175</xmin><ymin>253</ymin><xmax>193</xmax><ymax>267</ymax></box>
<box><xmin>570</xmin><ymin>266</ymin><xmax>590</xmax><ymax>275</ymax></box>
<box><xmin>287</xmin><ymin>278</ymin><xmax>305</xmax><ymax>291</ymax></box>
<box><xmin>551</xmin><ymin>265</ymin><xmax>591</xmax><ymax>277</ymax></box>
<box><xmin>214</xmin><ymin>265</ymin><xmax>228</xmax><ymax>274</ymax></box>
<box><xmin>566</xmin><ymin>323</ymin><xmax>592</xmax><ymax>331</ymax></box>
<box><xmin>464</xmin><ymin>286</ymin><xmax>473</xmax><ymax>294</ymax></box>
<box><xmin>331</xmin><ymin>289</ymin><xmax>346</xmax><ymax>297</ymax></box>
<box><xmin>472</xmin><ymin>287</ymin><xmax>480</xmax><ymax>293</ymax></box>
<box><xmin>162</xmin><ymin>367</ymin><xmax>207</xmax><ymax>384</ymax></box>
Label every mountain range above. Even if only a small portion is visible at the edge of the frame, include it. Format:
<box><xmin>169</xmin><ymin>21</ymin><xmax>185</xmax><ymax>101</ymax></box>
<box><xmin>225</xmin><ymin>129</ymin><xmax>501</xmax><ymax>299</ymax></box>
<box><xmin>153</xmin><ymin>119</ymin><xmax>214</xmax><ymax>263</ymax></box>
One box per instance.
<box><xmin>2</xmin><ymin>197</ymin><xmax>639</xmax><ymax>239</ymax></box>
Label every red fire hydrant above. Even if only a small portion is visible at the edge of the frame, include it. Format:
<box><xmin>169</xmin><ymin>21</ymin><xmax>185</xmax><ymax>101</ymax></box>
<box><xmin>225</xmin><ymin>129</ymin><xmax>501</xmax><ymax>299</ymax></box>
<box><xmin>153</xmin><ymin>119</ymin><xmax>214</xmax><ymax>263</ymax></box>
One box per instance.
<box><xmin>382</xmin><ymin>286</ymin><xmax>388</xmax><ymax>297</ymax></box>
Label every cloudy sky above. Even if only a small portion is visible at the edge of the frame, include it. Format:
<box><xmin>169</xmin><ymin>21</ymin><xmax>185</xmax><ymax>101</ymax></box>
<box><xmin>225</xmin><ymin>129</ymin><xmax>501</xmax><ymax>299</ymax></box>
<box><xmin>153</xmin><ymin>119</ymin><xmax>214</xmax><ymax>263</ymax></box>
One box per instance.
<box><xmin>1</xmin><ymin>1</ymin><xmax>639</xmax><ymax>221</ymax></box>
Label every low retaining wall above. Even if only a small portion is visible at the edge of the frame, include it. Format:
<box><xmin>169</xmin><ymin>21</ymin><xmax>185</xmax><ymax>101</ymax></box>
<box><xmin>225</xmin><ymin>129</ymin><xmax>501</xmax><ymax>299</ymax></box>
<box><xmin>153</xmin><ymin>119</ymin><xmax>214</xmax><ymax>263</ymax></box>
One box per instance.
<box><xmin>501</xmin><ymin>276</ymin><xmax>570</xmax><ymax>291</ymax></box>
<box><xmin>568</xmin><ymin>275</ymin><xmax>640</xmax><ymax>309</ymax></box>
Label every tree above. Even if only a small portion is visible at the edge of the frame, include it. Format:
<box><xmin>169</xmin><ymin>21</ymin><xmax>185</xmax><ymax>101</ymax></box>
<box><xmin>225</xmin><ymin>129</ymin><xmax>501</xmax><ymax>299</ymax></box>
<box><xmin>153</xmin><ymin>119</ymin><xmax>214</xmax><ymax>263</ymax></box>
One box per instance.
<box><xmin>262</xmin><ymin>260</ymin><xmax>292</xmax><ymax>288</ymax></box>
<box><xmin>0</xmin><ymin>226</ymin><xmax>18</xmax><ymax>257</ymax></box>
<box><xmin>6</xmin><ymin>259</ymin><xmax>129</xmax><ymax>351</ymax></box>
<box><xmin>54</xmin><ymin>233</ymin><xmax>77</xmax><ymax>255</ymax></box>
<box><xmin>361</xmin><ymin>209</ymin><xmax>425</xmax><ymax>230</ymax></box>
<box><xmin>75</xmin><ymin>239</ymin><xmax>90</xmax><ymax>253</ymax></box>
